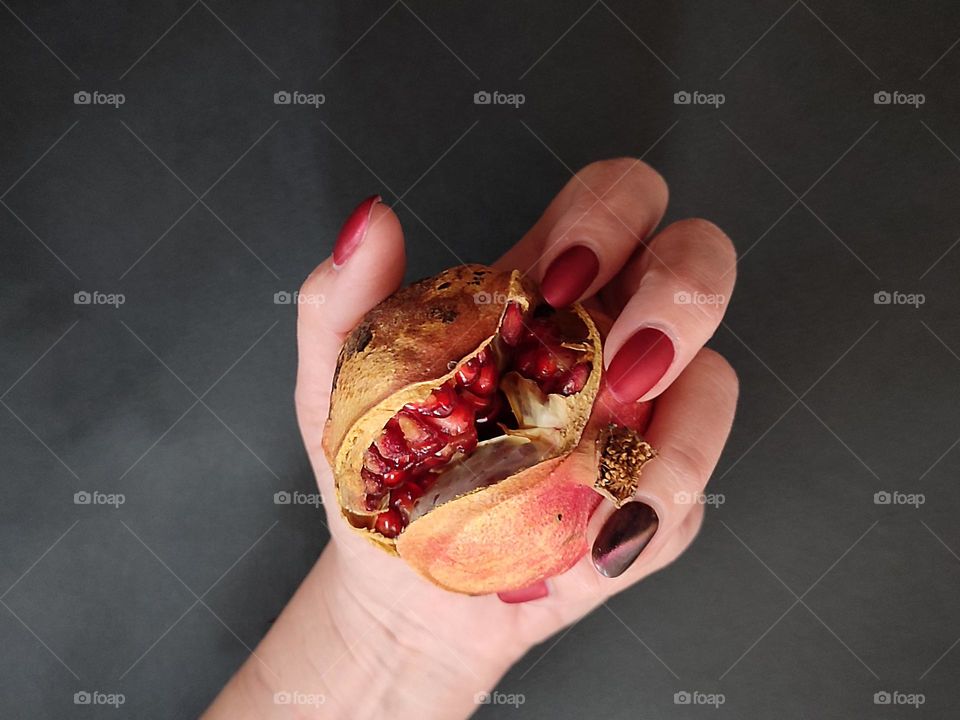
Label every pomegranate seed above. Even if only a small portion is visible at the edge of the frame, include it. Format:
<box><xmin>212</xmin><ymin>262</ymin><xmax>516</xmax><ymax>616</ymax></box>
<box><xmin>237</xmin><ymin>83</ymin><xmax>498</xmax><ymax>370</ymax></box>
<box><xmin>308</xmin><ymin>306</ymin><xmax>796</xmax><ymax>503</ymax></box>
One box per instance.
<box><xmin>448</xmin><ymin>425</ymin><xmax>478</xmax><ymax>454</ymax></box>
<box><xmin>361</xmin><ymin>467</ymin><xmax>383</xmax><ymax>495</ymax></box>
<box><xmin>500</xmin><ymin>302</ymin><xmax>524</xmax><ymax>346</ymax></box>
<box><xmin>391</xmin><ymin>482</ymin><xmax>424</xmax><ymax>519</ymax></box>
<box><xmin>474</xmin><ymin>392</ymin><xmax>502</xmax><ymax>424</ymax></box>
<box><xmin>455</xmin><ymin>358</ymin><xmax>479</xmax><ymax>386</ymax></box>
<box><xmin>397</xmin><ymin>412</ymin><xmax>443</xmax><ymax>455</ymax></box>
<box><xmin>426</xmin><ymin>401</ymin><xmax>473</xmax><ymax>435</ymax></box>
<box><xmin>375</xmin><ymin>422</ymin><xmax>411</xmax><ymax>463</ymax></box>
<box><xmin>409</xmin><ymin>383</ymin><xmax>456</xmax><ymax>418</ymax></box>
<box><xmin>382</xmin><ymin>467</ymin><xmax>410</xmax><ymax>488</ymax></box>
<box><xmin>374</xmin><ymin>508</ymin><xmax>403</xmax><ymax>538</ymax></box>
<box><xmin>459</xmin><ymin>388</ymin><xmax>490</xmax><ymax>410</ymax></box>
<box><xmin>472</xmin><ymin>363</ymin><xmax>498</xmax><ymax>395</ymax></box>
<box><xmin>363</xmin><ymin>447</ymin><xmax>390</xmax><ymax>475</ymax></box>
<box><xmin>560</xmin><ymin>362</ymin><xmax>591</xmax><ymax>395</ymax></box>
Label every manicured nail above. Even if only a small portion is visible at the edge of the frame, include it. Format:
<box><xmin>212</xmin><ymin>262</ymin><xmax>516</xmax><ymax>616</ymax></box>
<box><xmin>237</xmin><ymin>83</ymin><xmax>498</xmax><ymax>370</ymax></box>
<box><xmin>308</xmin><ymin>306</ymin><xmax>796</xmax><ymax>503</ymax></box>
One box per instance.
<box><xmin>333</xmin><ymin>194</ymin><xmax>380</xmax><ymax>268</ymax></box>
<box><xmin>592</xmin><ymin>502</ymin><xmax>659</xmax><ymax>578</ymax></box>
<box><xmin>497</xmin><ymin>581</ymin><xmax>549</xmax><ymax>604</ymax></box>
<box><xmin>541</xmin><ymin>245</ymin><xmax>600</xmax><ymax>308</ymax></box>
<box><xmin>605</xmin><ymin>327</ymin><xmax>674</xmax><ymax>403</ymax></box>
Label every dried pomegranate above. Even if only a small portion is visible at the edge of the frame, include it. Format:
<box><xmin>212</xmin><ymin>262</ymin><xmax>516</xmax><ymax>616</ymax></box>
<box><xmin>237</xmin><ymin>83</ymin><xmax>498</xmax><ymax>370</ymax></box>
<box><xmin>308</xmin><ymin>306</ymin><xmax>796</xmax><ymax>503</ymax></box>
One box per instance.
<box><xmin>323</xmin><ymin>264</ymin><xmax>656</xmax><ymax>594</ymax></box>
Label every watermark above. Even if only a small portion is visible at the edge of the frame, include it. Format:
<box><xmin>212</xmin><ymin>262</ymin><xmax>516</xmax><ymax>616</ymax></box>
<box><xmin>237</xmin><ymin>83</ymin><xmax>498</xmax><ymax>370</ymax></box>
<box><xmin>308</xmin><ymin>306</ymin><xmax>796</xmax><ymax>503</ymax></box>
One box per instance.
<box><xmin>874</xmin><ymin>690</ymin><xmax>925</xmax><ymax>708</ymax></box>
<box><xmin>274</xmin><ymin>290</ymin><xmax>324</xmax><ymax>306</ymax></box>
<box><xmin>873</xmin><ymin>91</ymin><xmax>924</xmax><ymax>109</ymax></box>
<box><xmin>674</xmin><ymin>290</ymin><xmax>726</xmax><ymax>306</ymax></box>
<box><xmin>74</xmin><ymin>690</ymin><xmax>125</xmax><ymax>708</ymax></box>
<box><xmin>674</xmin><ymin>690</ymin><xmax>725</xmax><ymax>708</ymax></box>
<box><xmin>273</xmin><ymin>90</ymin><xmax>325</xmax><ymax>108</ymax></box>
<box><xmin>675</xmin><ymin>491</ymin><xmax>725</xmax><ymax>508</ymax></box>
<box><xmin>274</xmin><ymin>490</ymin><xmax>322</xmax><ymax>508</ymax></box>
<box><xmin>74</xmin><ymin>90</ymin><xmax>125</xmax><ymax>108</ymax></box>
<box><xmin>873</xmin><ymin>290</ymin><xmax>924</xmax><ymax>308</ymax></box>
<box><xmin>474</xmin><ymin>90</ymin><xmax>525</xmax><ymax>108</ymax></box>
<box><xmin>273</xmin><ymin>691</ymin><xmax>326</xmax><ymax>708</ymax></box>
<box><xmin>674</xmin><ymin>90</ymin><xmax>725</xmax><ymax>108</ymax></box>
<box><xmin>874</xmin><ymin>490</ymin><xmax>924</xmax><ymax>508</ymax></box>
<box><xmin>475</xmin><ymin>691</ymin><xmax>525</xmax><ymax>708</ymax></box>
<box><xmin>473</xmin><ymin>290</ymin><xmax>508</xmax><ymax>306</ymax></box>
<box><xmin>74</xmin><ymin>490</ymin><xmax>125</xmax><ymax>508</ymax></box>
<box><xmin>74</xmin><ymin>290</ymin><xmax>125</xmax><ymax>308</ymax></box>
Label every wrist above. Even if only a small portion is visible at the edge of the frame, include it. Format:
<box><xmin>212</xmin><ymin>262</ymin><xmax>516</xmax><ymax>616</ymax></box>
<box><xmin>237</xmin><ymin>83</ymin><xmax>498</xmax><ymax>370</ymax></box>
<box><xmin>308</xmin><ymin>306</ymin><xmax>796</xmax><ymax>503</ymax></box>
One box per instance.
<box><xmin>205</xmin><ymin>543</ymin><xmax>520</xmax><ymax>719</ymax></box>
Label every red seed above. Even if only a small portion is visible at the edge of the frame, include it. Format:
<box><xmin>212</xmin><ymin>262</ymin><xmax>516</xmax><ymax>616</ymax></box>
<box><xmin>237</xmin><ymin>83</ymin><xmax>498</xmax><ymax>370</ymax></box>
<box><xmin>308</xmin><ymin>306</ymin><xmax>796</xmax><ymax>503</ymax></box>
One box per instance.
<box><xmin>397</xmin><ymin>412</ymin><xmax>443</xmax><ymax>455</ymax></box>
<box><xmin>455</xmin><ymin>358</ymin><xmax>479</xmax><ymax>386</ymax></box>
<box><xmin>382</xmin><ymin>467</ymin><xmax>410</xmax><ymax>488</ymax></box>
<box><xmin>363</xmin><ymin>447</ymin><xmax>390</xmax><ymax>475</ymax></box>
<box><xmin>375</xmin><ymin>421</ymin><xmax>411</xmax><ymax>463</ymax></box>
<box><xmin>561</xmin><ymin>362</ymin><xmax>591</xmax><ymax>395</ymax></box>
<box><xmin>374</xmin><ymin>508</ymin><xmax>404</xmax><ymax>538</ymax></box>
<box><xmin>500</xmin><ymin>302</ymin><xmax>525</xmax><ymax>346</ymax></box>
<box><xmin>361</xmin><ymin>467</ymin><xmax>383</xmax><ymax>495</ymax></box>
<box><xmin>425</xmin><ymin>402</ymin><xmax>473</xmax><ymax>435</ymax></box>
<box><xmin>410</xmin><ymin>383</ymin><xmax>456</xmax><ymax>418</ymax></box>
<box><xmin>391</xmin><ymin>482</ymin><xmax>424</xmax><ymax>518</ymax></box>
<box><xmin>472</xmin><ymin>362</ymin><xmax>498</xmax><ymax>395</ymax></box>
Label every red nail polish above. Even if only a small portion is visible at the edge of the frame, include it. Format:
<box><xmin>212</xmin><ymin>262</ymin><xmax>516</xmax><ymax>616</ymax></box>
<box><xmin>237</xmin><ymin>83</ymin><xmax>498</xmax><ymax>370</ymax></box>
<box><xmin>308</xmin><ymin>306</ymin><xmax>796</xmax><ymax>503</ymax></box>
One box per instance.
<box><xmin>540</xmin><ymin>245</ymin><xmax>600</xmax><ymax>308</ymax></box>
<box><xmin>497</xmin><ymin>581</ymin><xmax>549</xmax><ymax>604</ymax></box>
<box><xmin>333</xmin><ymin>195</ymin><xmax>380</xmax><ymax>268</ymax></box>
<box><xmin>605</xmin><ymin>328</ymin><xmax>674</xmax><ymax>402</ymax></box>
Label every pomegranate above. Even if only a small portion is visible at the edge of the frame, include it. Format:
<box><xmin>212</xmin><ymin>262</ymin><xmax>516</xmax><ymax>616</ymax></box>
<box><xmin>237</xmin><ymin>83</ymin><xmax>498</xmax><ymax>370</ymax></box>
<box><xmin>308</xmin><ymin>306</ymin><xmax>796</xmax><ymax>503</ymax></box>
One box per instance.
<box><xmin>322</xmin><ymin>264</ymin><xmax>656</xmax><ymax>594</ymax></box>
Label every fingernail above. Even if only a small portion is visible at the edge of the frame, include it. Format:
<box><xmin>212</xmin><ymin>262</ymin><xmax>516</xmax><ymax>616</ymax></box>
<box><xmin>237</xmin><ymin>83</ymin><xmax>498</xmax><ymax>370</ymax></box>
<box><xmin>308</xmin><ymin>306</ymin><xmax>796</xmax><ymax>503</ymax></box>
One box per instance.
<box><xmin>540</xmin><ymin>245</ymin><xmax>600</xmax><ymax>308</ymax></box>
<box><xmin>592</xmin><ymin>502</ymin><xmax>659</xmax><ymax>578</ymax></box>
<box><xmin>605</xmin><ymin>327</ymin><xmax>674</xmax><ymax>403</ymax></box>
<box><xmin>497</xmin><ymin>581</ymin><xmax>549</xmax><ymax>604</ymax></box>
<box><xmin>333</xmin><ymin>194</ymin><xmax>381</xmax><ymax>268</ymax></box>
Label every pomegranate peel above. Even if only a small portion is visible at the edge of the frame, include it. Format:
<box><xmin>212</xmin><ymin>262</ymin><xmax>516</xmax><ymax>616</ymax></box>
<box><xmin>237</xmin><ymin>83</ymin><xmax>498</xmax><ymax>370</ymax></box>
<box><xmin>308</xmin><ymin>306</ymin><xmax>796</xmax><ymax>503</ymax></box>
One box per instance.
<box><xmin>322</xmin><ymin>263</ymin><xmax>656</xmax><ymax>593</ymax></box>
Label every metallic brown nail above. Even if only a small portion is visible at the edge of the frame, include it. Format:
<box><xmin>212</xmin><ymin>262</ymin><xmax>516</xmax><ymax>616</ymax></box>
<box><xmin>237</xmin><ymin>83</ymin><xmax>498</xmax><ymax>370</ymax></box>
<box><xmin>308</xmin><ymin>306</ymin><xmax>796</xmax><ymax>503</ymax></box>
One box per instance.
<box><xmin>591</xmin><ymin>502</ymin><xmax>659</xmax><ymax>578</ymax></box>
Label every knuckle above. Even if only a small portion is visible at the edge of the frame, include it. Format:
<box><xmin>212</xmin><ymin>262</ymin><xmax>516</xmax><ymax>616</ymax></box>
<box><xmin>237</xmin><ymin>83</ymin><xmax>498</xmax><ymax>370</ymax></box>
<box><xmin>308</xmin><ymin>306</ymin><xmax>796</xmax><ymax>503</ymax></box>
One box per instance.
<box><xmin>697</xmin><ymin>348</ymin><xmax>740</xmax><ymax>405</ymax></box>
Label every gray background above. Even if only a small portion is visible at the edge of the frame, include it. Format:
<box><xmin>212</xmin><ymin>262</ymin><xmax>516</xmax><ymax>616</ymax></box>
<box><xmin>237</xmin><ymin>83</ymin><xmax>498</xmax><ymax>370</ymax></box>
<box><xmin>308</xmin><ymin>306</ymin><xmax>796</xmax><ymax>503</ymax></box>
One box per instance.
<box><xmin>1</xmin><ymin>1</ymin><xmax>958</xmax><ymax>718</ymax></box>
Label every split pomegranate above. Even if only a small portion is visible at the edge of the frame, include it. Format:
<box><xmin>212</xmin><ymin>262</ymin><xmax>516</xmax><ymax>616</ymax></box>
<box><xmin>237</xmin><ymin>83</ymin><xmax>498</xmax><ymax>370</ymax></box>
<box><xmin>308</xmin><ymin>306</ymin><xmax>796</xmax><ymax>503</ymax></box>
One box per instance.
<box><xmin>360</xmin><ymin>307</ymin><xmax>594</xmax><ymax>537</ymax></box>
<box><xmin>322</xmin><ymin>264</ymin><xmax>656</xmax><ymax>595</ymax></box>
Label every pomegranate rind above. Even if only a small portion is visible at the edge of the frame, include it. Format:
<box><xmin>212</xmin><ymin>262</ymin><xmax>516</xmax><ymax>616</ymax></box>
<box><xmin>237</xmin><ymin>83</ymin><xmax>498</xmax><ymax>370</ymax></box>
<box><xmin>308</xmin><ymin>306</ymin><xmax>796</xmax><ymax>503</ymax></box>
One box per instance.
<box><xmin>396</xmin><ymin>456</ymin><xmax>602</xmax><ymax>594</ymax></box>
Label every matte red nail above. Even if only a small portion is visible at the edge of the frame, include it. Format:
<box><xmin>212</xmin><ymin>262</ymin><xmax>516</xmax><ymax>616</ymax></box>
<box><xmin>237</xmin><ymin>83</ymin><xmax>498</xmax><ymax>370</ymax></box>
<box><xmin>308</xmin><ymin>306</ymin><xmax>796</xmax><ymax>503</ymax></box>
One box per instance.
<box><xmin>497</xmin><ymin>581</ymin><xmax>549</xmax><ymax>604</ymax></box>
<box><xmin>605</xmin><ymin>328</ymin><xmax>674</xmax><ymax>402</ymax></box>
<box><xmin>333</xmin><ymin>195</ymin><xmax>380</xmax><ymax>268</ymax></box>
<box><xmin>541</xmin><ymin>245</ymin><xmax>600</xmax><ymax>308</ymax></box>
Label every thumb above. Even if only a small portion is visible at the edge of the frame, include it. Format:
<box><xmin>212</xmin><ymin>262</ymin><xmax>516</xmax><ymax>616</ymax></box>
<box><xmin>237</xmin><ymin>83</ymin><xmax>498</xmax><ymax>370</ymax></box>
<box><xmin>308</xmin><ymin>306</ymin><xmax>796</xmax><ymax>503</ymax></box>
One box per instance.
<box><xmin>295</xmin><ymin>195</ymin><xmax>406</xmax><ymax>463</ymax></box>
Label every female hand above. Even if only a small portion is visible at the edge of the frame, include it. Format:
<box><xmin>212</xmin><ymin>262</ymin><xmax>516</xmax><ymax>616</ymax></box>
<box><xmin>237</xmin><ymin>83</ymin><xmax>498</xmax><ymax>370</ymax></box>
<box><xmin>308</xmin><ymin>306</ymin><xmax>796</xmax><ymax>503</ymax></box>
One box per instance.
<box><xmin>205</xmin><ymin>158</ymin><xmax>738</xmax><ymax>719</ymax></box>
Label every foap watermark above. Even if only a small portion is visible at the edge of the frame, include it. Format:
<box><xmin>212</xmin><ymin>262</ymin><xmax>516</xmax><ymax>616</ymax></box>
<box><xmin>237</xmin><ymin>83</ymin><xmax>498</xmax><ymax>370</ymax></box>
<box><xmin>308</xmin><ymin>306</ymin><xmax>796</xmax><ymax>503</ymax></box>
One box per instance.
<box><xmin>674</xmin><ymin>290</ymin><xmax>726</xmax><ymax>307</ymax></box>
<box><xmin>874</xmin><ymin>290</ymin><xmax>924</xmax><ymax>308</ymax></box>
<box><xmin>74</xmin><ymin>690</ymin><xmax>125</xmax><ymax>708</ymax></box>
<box><xmin>74</xmin><ymin>490</ymin><xmax>125</xmax><ymax>508</ymax></box>
<box><xmin>74</xmin><ymin>90</ymin><xmax>125</xmax><ymax>108</ymax></box>
<box><xmin>674</xmin><ymin>90</ymin><xmax>725</xmax><ymax>108</ymax></box>
<box><xmin>874</xmin><ymin>690</ymin><xmax>925</xmax><ymax>708</ymax></box>
<box><xmin>274</xmin><ymin>290</ymin><xmax>325</xmax><ymax>306</ymax></box>
<box><xmin>674</xmin><ymin>690</ymin><xmax>726</xmax><ymax>708</ymax></box>
<box><xmin>74</xmin><ymin>290</ymin><xmax>125</xmax><ymax>308</ymax></box>
<box><xmin>874</xmin><ymin>490</ymin><xmax>925</xmax><ymax>508</ymax></box>
<box><xmin>474</xmin><ymin>90</ymin><xmax>525</xmax><ymax>108</ymax></box>
<box><xmin>274</xmin><ymin>490</ymin><xmax>322</xmax><ymax>508</ymax></box>
<box><xmin>273</xmin><ymin>691</ymin><xmax>326</xmax><ymax>708</ymax></box>
<box><xmin>273</xmin><ymin>90</ymin><xmax>325</xmax><ymax>108</ymax></box>
<box><xmin>675</xmin><ymin>491</ymin><xmax>725</xmax><ymax>508</ymax></box>
<box><xmin>873</xmin><ymin>90</ymin><xmax>925</xmax><ymax>109</ymax></box>
<box><xmin>473</xmin><ymin>290</ymin><xmax>509</xmax><ymax>306</ymax></box>
<box><xmin>475</xmin><ymin>691</ymin><xmax>525</xmax><ymax>708</ymax></box>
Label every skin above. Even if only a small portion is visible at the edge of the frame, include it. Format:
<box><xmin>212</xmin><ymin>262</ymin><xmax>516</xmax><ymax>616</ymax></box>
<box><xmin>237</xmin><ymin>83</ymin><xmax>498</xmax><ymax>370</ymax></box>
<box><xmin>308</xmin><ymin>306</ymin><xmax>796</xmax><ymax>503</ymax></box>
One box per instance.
<box><xmin>204</xmin><ymin>158</ymin><xmax>739</xmax><ymax>719</ymax></box>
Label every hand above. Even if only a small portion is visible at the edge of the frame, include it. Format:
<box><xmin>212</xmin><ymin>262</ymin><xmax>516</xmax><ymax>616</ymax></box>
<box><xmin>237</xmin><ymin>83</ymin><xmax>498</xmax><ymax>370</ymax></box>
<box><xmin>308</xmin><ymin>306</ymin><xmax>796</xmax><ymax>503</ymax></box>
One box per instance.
<box><xmin>205</xmin><ymin>158</ymin><xmax>739</xmax><ymax>719</ymax></box>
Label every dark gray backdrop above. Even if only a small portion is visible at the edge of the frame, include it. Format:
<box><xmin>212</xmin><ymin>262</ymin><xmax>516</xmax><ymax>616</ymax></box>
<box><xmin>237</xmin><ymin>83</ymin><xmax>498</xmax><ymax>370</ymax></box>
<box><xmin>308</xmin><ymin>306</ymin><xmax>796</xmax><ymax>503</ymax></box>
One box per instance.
<box><xmin>2</xmin><ymin>1</ymin><xmax>959</xmax><ymax>718</ymax></box>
